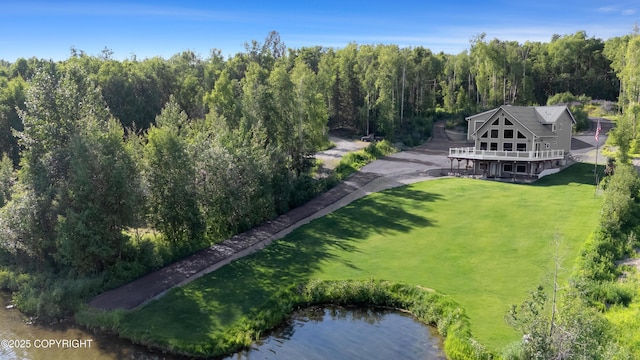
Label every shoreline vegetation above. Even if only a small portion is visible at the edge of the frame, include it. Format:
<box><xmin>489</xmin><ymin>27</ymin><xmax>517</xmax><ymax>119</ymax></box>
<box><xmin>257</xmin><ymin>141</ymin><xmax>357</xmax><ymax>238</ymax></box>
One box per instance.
<box><xmin>78</xmin><ymin>279</ymin><xmax>485</xmax><ymax>359</ymax></box>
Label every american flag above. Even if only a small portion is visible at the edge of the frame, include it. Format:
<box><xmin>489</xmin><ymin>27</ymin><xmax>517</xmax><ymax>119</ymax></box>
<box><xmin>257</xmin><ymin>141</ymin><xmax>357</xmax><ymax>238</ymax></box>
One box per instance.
<box><xmin>595</xmin><ymin>119</ymin><xmax>601</xmax><ymax>143</ymax></box>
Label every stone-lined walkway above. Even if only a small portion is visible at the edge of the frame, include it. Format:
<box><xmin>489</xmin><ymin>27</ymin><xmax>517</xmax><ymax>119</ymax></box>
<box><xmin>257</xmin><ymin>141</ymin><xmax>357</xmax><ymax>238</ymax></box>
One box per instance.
<box><xmin>89</xmin><ymin>167</ymin><xmax>452</xmax><ymax>310</ymax></box>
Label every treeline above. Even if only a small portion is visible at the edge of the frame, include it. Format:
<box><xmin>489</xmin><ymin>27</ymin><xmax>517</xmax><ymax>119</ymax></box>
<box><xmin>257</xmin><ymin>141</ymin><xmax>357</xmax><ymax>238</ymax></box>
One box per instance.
<box><xmin>0</xmin><ymin>30</ymin><xmax>630</xmax><ymax>318</ymax></box>
<box><xmin>0</xmin><ymin>31</ymin><xmax>621</xmax><ymax>165</ymax></box>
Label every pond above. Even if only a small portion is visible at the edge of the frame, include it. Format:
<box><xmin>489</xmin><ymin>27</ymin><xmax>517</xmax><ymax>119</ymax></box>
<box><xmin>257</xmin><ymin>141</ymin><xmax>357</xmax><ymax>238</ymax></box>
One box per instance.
<box><xmin>226</xmin><ymin>305</ymin><xmax>446</xmax><ymax>360</ymax></box>
<box><xmin>1</xmin><ymin>293</ymin><xmax>445</xmax><ymax>360</ymax></box>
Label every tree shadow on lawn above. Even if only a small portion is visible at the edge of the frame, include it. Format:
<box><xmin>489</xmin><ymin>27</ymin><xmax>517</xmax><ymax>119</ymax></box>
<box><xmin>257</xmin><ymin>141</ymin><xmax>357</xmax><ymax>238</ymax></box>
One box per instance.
<box><xmin>126</xmin><ymin>187</ymin><xmax>441</xmax><ymax>344</ymax></box>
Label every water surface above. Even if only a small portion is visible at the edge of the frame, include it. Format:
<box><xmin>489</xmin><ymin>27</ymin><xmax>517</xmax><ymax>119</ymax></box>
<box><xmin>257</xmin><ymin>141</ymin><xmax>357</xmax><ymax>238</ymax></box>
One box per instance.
<box><xmin>226</xmin><ymin>305</ymin><xmax>446</xmax><ymax>360</ymax></box>
<box><xmin>0</xmin><ymin>292</ymin><xmax>181</xmax><ymax>360</ymax></box>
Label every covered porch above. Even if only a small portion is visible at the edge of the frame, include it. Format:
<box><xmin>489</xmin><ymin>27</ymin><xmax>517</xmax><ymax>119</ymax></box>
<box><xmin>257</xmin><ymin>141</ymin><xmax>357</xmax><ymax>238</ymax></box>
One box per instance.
<box><xmin>447</xmin><ymin>148</ymin><xmax>567</xmax><ymax>179</ymax></box>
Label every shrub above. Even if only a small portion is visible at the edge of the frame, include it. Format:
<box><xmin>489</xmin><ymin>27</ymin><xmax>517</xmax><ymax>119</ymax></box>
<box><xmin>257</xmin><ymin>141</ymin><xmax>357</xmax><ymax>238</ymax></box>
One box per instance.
<box><xmin>546</xmin><ymin>92</ymin><xmax>592</xmax><ymax>131</ymax></box>
<box><xmin>501</xmin><ymin>341</ymin><xmax>525</xmax><ymax>360</ymax></box>
<box><xmin>288</xmin><ymin>173</ymin><xmax>325</xmax><ymax>208</ymax></box>
<box><xmin>571</xmin><ymin>105</ymin><xmax>591</xmax><ymax>132</ymax></box>
<box><xmin>396</xmin><ymin>116</ymin><xmax>434</xmax><ymax>147</ymax></box>
<box><xmin>575</xmin><ymin>228</ymin><xmax>621</xmax><ymax>282</ymax></box>
<box><xmin>5</xmin><ymin>273</ymin><xmax>103</xmax><ymax>320</ymax></box>
<box><xmin>75</xmin><ymin>305</ymin><xmax>126</xmax><ymax>333</ymax></box>
<box><xmin>596</xmin><ymin>281</ymin><xmax>634</xmax><ymax>307</ymax></box>
<box><xmin>334</xmin><ymin>140</ymin><xmax>397</xmax><ymax>180</ymax></box>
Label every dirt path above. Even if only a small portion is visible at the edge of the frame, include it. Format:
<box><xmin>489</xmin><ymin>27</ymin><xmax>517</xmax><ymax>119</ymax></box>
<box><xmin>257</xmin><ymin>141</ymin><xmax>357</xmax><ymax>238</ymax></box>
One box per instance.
<box><xmin>87</xmin><ymin>122</ymin><xmax>472</xmax><ymax>311</ymax></box>
<box><xmin>315</xmin><ymin>136</ymin><xmax>369</xmax><ymax>170</ymax></box>
<box><xmin>619</xmin><ymin>258</ymin><xmax>640</xmax><ymax>271</ymax></box>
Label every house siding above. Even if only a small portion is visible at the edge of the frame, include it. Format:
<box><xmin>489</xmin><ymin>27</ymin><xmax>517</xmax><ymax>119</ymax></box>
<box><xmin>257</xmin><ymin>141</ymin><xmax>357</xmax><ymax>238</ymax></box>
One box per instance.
<box><xmin>454</xmin><ymin>105</ymin><xmax>574</xmax><ymax>179</ymax></box>
<box><xmin>555</xmin><ymin>114</ymin><xmax>573</xmax><ymax>153</ymax></box>
<box><xmin>473</xmin><ymin>111</ymin><xmax>534</xmax><ymax>152</ymax></box>
<box><xmin>468</xmin><ymin>119</ymin><xmax>485</xmax><ymax>141</ymax></box>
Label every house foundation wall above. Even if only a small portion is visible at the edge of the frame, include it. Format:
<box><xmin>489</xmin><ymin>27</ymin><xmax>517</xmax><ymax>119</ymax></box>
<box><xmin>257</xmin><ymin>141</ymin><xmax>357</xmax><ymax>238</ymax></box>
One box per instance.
<box><xmin>448</xmin><ymin>156</ymin><xmax>571</xmax><ymax>181</ymax></box>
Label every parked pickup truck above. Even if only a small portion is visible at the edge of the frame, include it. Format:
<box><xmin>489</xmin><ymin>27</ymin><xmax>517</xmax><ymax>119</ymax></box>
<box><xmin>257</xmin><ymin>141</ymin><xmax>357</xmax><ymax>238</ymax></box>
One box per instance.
<box><xmin>360</xmin><ymin>133</ymin><xmax>374</xmax><ymax>142</ymax></box>
<box><xmin>360</xmin><ymin>134</ymin><xmax>384</xmax><ymax>142</ymax></box>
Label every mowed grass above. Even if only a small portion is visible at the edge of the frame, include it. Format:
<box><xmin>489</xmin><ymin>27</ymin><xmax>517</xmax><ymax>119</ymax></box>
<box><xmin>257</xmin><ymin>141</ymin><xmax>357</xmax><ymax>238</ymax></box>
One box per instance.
<box><xmin>120</xmin><ymin>163</ymin><xmax>602</xmax><ymax>353</ymax></box>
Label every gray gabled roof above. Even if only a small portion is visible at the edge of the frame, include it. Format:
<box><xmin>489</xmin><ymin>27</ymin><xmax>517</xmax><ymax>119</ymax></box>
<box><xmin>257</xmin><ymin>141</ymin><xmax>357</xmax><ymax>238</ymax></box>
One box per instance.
<box><xmin>470</xmin><ymin>105</ymin><xmax>574</xmax><ymax>139</ymax></box>
<box><xmin>466</xmin><ymin>108</ymin><xmax>499</xmax><ymax>123</ymax></box>
<box><xmin>502</xmin><ymin>106</ymin><xmax>557</xmax><ymax>137</ymax></box>
<box><xmin>535</xmin><ymin>105</ymin><xmax>577</xmax><ymax>125</ymax></box>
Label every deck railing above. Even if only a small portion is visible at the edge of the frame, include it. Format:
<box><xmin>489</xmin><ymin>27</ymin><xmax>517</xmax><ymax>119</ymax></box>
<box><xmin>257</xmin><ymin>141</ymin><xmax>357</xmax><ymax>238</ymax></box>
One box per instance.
<box><xmin>448</xmin><ymin>147</ymin><xmax>564</xmax><ymax>161</ymax></box>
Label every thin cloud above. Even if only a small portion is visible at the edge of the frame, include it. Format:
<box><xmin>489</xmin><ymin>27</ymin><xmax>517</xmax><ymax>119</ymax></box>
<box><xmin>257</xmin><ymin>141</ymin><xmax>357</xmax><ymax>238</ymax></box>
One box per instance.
<box><xmin>597</xmin><ymin>6</ymin><xmax>618</xmax><ymax>13</ymax></box>
<box><xmin>595</xmin><ymin>5</ymin><xmax>637</xmax><ymax>16</ymax></box>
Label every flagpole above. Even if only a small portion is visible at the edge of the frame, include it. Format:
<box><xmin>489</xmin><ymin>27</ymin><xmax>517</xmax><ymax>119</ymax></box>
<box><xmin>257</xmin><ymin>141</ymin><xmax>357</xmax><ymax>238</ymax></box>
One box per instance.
<box><xmin>594</xmin><ymin>118</ymin><xmax>601</xmax><ymax>195</ymax></box>
<box><xmin>595</xmin><ymin>139</ymin><xmax>599</xmax><ymax>188</ymax></box>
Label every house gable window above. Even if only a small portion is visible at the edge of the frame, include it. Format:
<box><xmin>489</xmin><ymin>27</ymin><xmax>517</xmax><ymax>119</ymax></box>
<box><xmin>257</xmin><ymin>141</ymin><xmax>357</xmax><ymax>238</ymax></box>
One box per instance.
<box><xmin>516</xmin><ymin>143</ymin><xmax>527</xmax><ymax>151</ymax></box>
<box><xmin>481</xmin><ymin>131</ymin><xmax>488</xmax><ymax>138</ymax></box>
<box><xmin>503</xmin><ymin>143</ymin><xmax>513</xmax><ymax>151</ymax></box>
<box><xmin>491</xmin><ymin>129</ymin><xmax>499</xmax><ymax>138</ymax></box>
<box><xmin>505</xmin><ymin>118</ymin><xmax>513</xmax><ymax>125</ymax></box>
<box><xmin>490</xmin><ymin>142</ymin><xmax>498</xmax><ymax>150</ymax></box>
<box><xmin>492</xmin><ymin>119</ymin><xmax>500</xmax><ymax>126</ymax></box>
<box><xmin>504</xmin><ymin>129</ymin><xmax>514</xmax><ymax>138</ymax></box>
<box><xmin>517</xmin><ymin>131</ymin><xmax>526</xmax><ymax>139</ymax></box>
<box><xmin>480</xmin><ymin>142</ymin><xmax>487</xmax><ymax>150</ymax></box>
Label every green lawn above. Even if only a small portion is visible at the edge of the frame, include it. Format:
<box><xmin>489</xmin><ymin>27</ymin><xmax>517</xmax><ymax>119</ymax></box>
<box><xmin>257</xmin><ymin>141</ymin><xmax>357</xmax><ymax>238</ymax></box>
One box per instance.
<box><xmin>120</xmin><ymin>163</ymin><xmax>602</xmax><ymax>353</ymax></box>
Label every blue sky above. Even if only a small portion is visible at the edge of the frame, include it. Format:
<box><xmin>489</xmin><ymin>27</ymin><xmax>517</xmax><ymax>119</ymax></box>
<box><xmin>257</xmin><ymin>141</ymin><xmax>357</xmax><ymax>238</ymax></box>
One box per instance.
<box><xmin>1</xmin><ymin>0</ymin><xmax>639</xmax><ymax>61</ymax></box>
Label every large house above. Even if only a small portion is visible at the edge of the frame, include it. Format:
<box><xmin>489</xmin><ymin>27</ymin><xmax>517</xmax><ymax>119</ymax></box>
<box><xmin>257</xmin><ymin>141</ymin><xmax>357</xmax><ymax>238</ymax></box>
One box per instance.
<box><xmin>448</xmin><ymin>105</ymin><xmax>576</xmax><ymax>179</ymax></box>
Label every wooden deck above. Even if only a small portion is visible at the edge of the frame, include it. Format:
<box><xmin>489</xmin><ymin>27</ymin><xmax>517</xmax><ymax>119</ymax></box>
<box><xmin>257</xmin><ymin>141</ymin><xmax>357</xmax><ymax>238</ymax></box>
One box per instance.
<box><xmin>448</xmin><ymin>147</ymin><xmax>564</xmax><ymax>161</ymax></box>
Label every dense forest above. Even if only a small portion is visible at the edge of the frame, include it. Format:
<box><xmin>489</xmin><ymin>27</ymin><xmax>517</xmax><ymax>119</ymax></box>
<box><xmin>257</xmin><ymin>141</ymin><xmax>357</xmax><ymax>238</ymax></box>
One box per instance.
<box><xmin>0</xmin><ymin>30</ymin><xmax>635</xmax><ymax>319</ymax></box>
